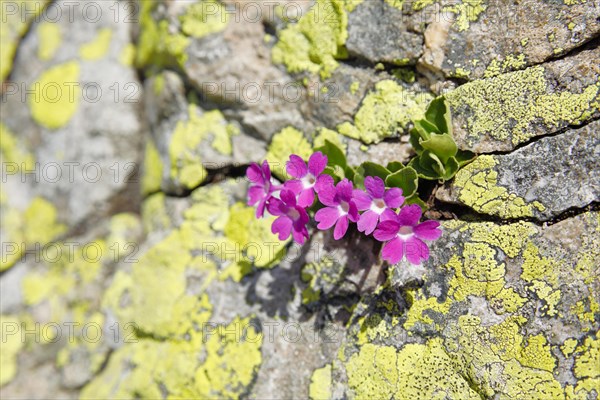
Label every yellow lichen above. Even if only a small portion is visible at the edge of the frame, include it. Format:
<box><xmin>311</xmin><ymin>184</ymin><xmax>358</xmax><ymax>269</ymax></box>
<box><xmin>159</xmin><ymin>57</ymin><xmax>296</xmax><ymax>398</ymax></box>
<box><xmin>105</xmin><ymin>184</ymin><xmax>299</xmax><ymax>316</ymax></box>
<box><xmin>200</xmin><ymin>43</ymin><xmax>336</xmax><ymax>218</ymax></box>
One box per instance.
<box><xmin>169</xmin><ymin>105</ymin><xmax>238</xmax><ymax>189</ymax></box>
<box><xmin>452</xmin><ymin>155</ymin><xmax>547</xmax><ymax>219</ymax></box>
<box><xmin>444</xmin><ymin>0</ymin><xmax>487</xmax><ymax>32</ymax></box>
<box><xmin>2</xmin><ymin>196</ymin><xmax>66</xmax><ymax>271</ymax></box>
<box><xmin>265</xmin><ymin>126</ymin><xmax>312</xmax><ymax>180</ymax></box>
<box><xmin>180</xmin><ymin>0</ymin><xmax>229</xmax><ymax>38</ymax></box>
<box><xmin>271</xmin><ymin>0</ymin><xmax>349</xmax><ymax>79</ymax></box>
<box><xmin>520</xmin><ymin>242</ymin><xmax>561</xmax><ymax>316</ymax></box>
<box><xmin>0</xmin><ymin>0</ymin><xmax>51</xmax><ymax>80</ymax></box>
<box><xmin>141</xmin><ymin>139</ymin><xmax>163</xmax><ymax>196</ymax></box>
<box><xmin>29</xmin><ymin>61</ymin><xmax>81</xmax><ymax>130</ymax></box>
<box><xmin>309</xmin><ymin>364</ymin><xmax>332</xmax><ymax>400</ymax></box>
<box><xmin>484</xmin><ymin>54</ymin><xmax>527</xmax><ymax>78</ymax></box>
<box><xmin>404</xmin><ymin>289</ymin><xmax>451</xmax><ymax>330</ymax></box>
<box><xmin>0</xmin><ymin>315</ymin><xmax>24</xmax><ymax>386</ymax></box>
<box><xmin>37</xmin><ymin>22</ymin><xmax>61</xmax><ymax>61</ymax></box>
<box><xmin>338</xmin><ymin>80</ymin><xmax>432</xmax><ymax>144</ymax></box>
<box><xmin>313</xmin><ymin>127</ymin><xmax>346</xmax><ymax>151</ymax></box>
<box><xmin>446</xmin><ymin>65</ymin><xmax>600</xmax><ymax>147</ymax></box>
<box><xmin>79</xmin><ymin>28</ymin><xmax>113</xmax><ymax>60</ymax></box>
<box><xmin>119</xmin><ymin>43</ymin><xmax>136</xmax><ymax>66</ymax></box>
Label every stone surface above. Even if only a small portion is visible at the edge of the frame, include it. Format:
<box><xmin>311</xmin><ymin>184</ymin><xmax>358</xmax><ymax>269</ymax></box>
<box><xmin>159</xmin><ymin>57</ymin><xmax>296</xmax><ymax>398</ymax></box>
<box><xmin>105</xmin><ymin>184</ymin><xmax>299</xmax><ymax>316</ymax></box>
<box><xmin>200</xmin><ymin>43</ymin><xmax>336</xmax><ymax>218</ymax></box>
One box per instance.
<box><xmin>446</xmin><ymin>45</ymin><xmax>600</xmax><ymax>153</ymax></box>
<box><xmin>346</xmin><ymin>0</ymin><xmax>423</xmax><ymax>65</ymax></box>
<box><xmin>1</xmin><ymin>0</ymin><xmax>599</xmax><ymax>398</ymax></box>
<box><xmin>1</xmin><ymin>0</ymin><xmax>143</xmax><ymax>231</ymax></box>
<box><xmin>437</xmin><ymin>121</ymin><xmax>600</xmax><ymax>221</ymax></box>
<box><xmin>419</xmin><ymin>0</ymin><xmax>600</xmax><ymax>80</ymax></box>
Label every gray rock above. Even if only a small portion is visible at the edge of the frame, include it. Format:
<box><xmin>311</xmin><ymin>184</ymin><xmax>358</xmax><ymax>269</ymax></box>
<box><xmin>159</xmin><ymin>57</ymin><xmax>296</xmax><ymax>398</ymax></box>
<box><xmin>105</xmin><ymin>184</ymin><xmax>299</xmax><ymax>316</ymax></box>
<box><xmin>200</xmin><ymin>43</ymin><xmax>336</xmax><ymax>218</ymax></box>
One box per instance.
<box><xmin>346</xmin><ymin>0</ymin><xmax>423</xmax><ymax>65</ymax></box>
<box><xmin>2</xmin><ymin>0</ymin><xmax>143</xmax><ymax>230</ymax></box>
<box><xmin>179</xmin><ymin>3</ymin><xmax>306</xmax><ymax>141</ymax></box>
<box><xmin>143</xmin><ymin>71</ymin><xmax>266</xmax><ymax>195</ymax></box>
<box><xmin>446</xmin><ymin>46</ymin><xmax>600</xmax><ymax>153</ymax></box>
<box><xmin>302</xmin><ymin>64</ymin><xmax>382</xmax><ymax>130</ymax></box>
<box><xmin>419</xmin><ymin>0</ymin><xmax>600</xmax><ymax>80</ymax></box>
<box><xmin>437</xmin><ymin>120</ymin><xmax>600</xmax><ymax>221</ymax></box>
<box><xmin>346</xmin><ymin>136</ymin><xmax>413</xmax><ymax>167</ymax></box>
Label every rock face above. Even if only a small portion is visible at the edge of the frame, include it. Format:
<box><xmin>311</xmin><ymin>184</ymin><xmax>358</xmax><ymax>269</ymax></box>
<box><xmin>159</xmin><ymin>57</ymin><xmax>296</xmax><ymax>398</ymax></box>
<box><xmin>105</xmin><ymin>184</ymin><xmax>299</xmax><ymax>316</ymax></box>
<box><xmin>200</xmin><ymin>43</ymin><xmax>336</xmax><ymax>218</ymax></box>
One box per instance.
<box><xmin>1</xmin><ymin>0</ymin><xmax>599</xmax><ymax>399</ymax></box>
<box><xmin>446</xmin><ymin>45</ymin><xmax>600</xmax><ymax>153</ymax></box>
<box><xmin>437</xmin><ymin>121</ymin><xmax>600</xmax><ymax>221</ymax></box>
<box><xmin>346</xmin><ymin>0</ymin><xmax>423</xmax><ymax>65</ymax></box>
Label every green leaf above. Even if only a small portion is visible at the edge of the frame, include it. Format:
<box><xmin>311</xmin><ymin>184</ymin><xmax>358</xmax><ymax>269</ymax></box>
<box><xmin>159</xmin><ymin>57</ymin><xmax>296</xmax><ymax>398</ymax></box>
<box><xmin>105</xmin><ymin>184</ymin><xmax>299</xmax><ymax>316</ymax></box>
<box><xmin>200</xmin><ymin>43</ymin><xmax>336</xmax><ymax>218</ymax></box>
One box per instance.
<box><xmin>385</xmin><ymin>167</ymin><xmax>418</xmax><ymax>198</ymax></box>
<box><xmin>409</xmin><ymin>152</ymin><xmax>442</xmax><ymax>180</ymax></box>
<box><xmin>424</xmin><ymin>96</ymin><xmax>452</xmax><ymax>135</ymax></box>
<box><xmin>439</xmin><ymin>157</ymin><xmax>459</xmax><ymax>181</ymax></box>
<box><xmin>455</xmin><ymin>149</ymin><xmax>477</xmax><ymax>167</ymax></box>
<box><xmin>405</xmin><ymin>194</ymin><xmax>427</xmax><ymax>211</ymax></box>
<box><xmin>344</xmin><ymin>165</ymin><xmax>356</xmax><ymax>180</ymax></box>
<box><xmin>315</xmin><ymin>139</ymin><xmax>346</xmax><ymax>169</ymax></box>
<box><xmin>386</xmin><ymin>161</ymin><xmax>404</xmax><ymax>173</ymax></box>
<box><xmin>359</xmin><ymin>162</ymin><xmax>391</xmax><ymax>181</ymax></box>
<box><xmin>353</xmin><ymin>166</ymin><xmax>365</xmax><ymax>189</ymax></box>
<box><xmin>420</xmin><ymin>132</ymin><xmax>458</xmax><ymax>164</ymax></box>
<box><xmin>409</xmin><ymin>119</ymin><xmax>440</xmax><ymax>154</ymax></box>
<box><xmin>323</xmin><ymin>165</ymin><xmax>343</xmax><ymax>183</ymax></box>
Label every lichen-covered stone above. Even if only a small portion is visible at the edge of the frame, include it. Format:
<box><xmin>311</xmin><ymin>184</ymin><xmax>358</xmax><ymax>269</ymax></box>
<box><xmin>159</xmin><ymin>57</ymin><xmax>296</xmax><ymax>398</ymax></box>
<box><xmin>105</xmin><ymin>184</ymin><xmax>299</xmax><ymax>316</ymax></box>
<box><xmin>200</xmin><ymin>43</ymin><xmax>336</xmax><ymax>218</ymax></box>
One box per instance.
<box><xmin>346</xmin><ymin>0</ymin><xmax>423</xmax><ymax>65</ymax></box>
<box><xmin>2</xmin><ymin>0</ymin><xmax>599</xmax><ymax>397</ymax></box>
<box><xmin>0</xmin><ymin>0</ymin><xmax>51</xmax><ymax>81</ymax></box>
<box><xmin>338</xmin><ymin>79</ymin><xmax>433</xmax><ymax>144</ymax></box>
<box><xmin>333</xmin><ymin>212</ymin><xmax>600</xmax><ymax>399</ymax></box>
<box><xmin>1</xmin><ymin>0</ymin><xmax>143</xmax><ymax>229</ymax></box>
<box><xmin>437</xmin><ymin>121</ymin><xmax>600</xmax><ymax>221</ymax></box>
<box><xmin>446</xmin><ymin>46</ymin><xmax>600</xmax><ymax>152</ymax></box>
<box><xmin>419</xmin><ymin>0</ymin><xmax>600</xmax><ymax>80</ymax></box>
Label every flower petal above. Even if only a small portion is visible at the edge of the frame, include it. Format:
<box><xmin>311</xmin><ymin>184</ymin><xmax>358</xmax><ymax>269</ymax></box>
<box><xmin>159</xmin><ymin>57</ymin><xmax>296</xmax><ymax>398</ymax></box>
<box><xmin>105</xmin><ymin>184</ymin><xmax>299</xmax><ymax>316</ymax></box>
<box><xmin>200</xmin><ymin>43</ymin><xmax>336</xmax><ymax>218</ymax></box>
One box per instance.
<box><xmin>280</xmin><ymin>189</ymin><xmax>297</xmax><ymax>206</ymax></box>
<box><xmin>405</xmin><ymin>237</ymin><xmax>429</xmax><ymax>265</ymax></box>
<box><xmin>414</xmin><ymin>220</ymin><xmax>442</xmax><ymax>241</ymax></box>
<box><xmin>373</xmin><ymin>219</ymin><xmax>400</xmax><ymax>241</ymax></box>
<box><xmin>397</xmin><ymin>204</ymin><xmax>422</xmax><ymax>227</ymax></box>
<box><xmin>292</xmin><ymin>215</ymin><xmax>309</xmax><ymax>244</ymax></box>
<box><xmin>381</xmin><ymin>237</ymin><xmax>404</xmax><ymax>264</ymax></box>
<box><xmin>246</xmin><ymin>163</ymin><xmax>264</xmax><ymax>184</ymax></box>
<box><xmin>352</xmin><ymin>189</ymin><xmax>372</xmax><ymax>211</ymax></box>
<box><xmin>296</xmin><ymin>188</ymin><xmax>315</xmax><ymax>208</ymax></box>
<box><xmin>286</xmin><ymin>155</ymin><xmax>307</xmax><ymax>178</ymax></box>
<box><xmin>247</xmin><ymin>185</ymin><xmax>264</xmax><ymax>206</ymax></box>
<box><xmin>380</xmin><ymin>208</ymin><xmax>398</xmax><ymax>222</ymax></box>
<box><xmin>348</xmin><ymin>200</ymin><xmax>359</xmax><ymax>222</ymax></box>
<box><xmin>315</xmin><ymin>174</ymin><xmax>334</xmax><ymax>193</ymax></box>
<box><xmin>316</xmin><ymin>181</ymin><xmax>338</xmax><ymax>207</ymax></box>
<box><xmin>333</xmin><ymin>215</ymin><xmax>349</xmax><ymax>240</ymax></box>
<box><xmin>256</xmin><ymin>199</ymin><xmax>267</xmax><ymax>219</ymax></box>
<box><xmin>261</xmin><ymin>160</ymin><xmax>271</xmax><ymax>181</ymax></box>
<box><xmin>384</xmin><ymin>188</ymin><xmax>404</xmax><ymax>208</ymax></box>
<box><xmin>308</xmin><ymin>151</ymin><xmax>327</xmax><ymax>176</ymax></box>
<box><xmin>357</xmin><ymin>210</ymin><xmax>379</xmax><ymax>235</ymax></box>
<box><xmin>291</xmin><ymin>224</ymin><xmax>308</xmax><ymax>244</ymax></box>
<box><xmin>266</xmin><ymin>197</ymin><xmax>284</xmax><ymax>216</ymax></box>
<box><xmin>364</xmin><ymin>176</ymin><xmax>385</xmax><ymax>199</ymax></box>
<box><xmin>271</xmin><ymin>216</ymin><xmax>293</xmax><ymax>240</ymax></box>
<box><xmin>284</xmin><ymin>179</ymin><xmax>304</xmax><ymax>195</ymax></box>
<box><xmin>336</xmin><ymin>179</ymin><xmax>354</xmax><ymax>202</ymax></box>
<box><xmin>315</xmin><ymin>207</ymin><xmax>339</xmax><ymax>230</ymax></box>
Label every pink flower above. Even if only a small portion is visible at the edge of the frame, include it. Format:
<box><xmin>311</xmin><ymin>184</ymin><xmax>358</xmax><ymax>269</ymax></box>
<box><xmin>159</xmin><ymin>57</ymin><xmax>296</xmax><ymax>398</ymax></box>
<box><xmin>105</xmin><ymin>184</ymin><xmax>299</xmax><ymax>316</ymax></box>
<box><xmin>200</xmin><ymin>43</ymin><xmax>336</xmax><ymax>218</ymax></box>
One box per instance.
<box><xmin>284</xmin><ymin>152</ymin><xmax>334</xmax><ymax>207</ymax></box>
<box><xmin>353</xmin><ymin>176</ymin><xmax>404</xmax><ymax>235</ymax></box>
<box><xmin>267</xmin><ymin>189</ymin><xmax>310</xmax><ymax>244</ymax></box>
<box><xmin>373</xmin><ymin>204</ymin><xmax>442</xmax><ymax>265</ymax></box>
<box><xmin>247</xmin><ymin>161</ymin><xmax>280</xmax><ymax>218</ymax></box>
<box><xmin>314</xmin><ymin>178</ymin><xmax>359</xmax><ymax>240</ymax></box>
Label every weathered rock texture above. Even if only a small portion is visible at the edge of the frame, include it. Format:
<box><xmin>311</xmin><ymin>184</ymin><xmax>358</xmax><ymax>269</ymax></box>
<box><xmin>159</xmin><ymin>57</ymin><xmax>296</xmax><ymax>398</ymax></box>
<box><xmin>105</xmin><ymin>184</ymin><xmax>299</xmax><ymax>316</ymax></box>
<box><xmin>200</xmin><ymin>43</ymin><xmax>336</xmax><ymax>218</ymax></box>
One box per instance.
<box><xmin>1</xmin><ymin>0</ymin><xmax>598</xmax><ymax>399</ymax></box>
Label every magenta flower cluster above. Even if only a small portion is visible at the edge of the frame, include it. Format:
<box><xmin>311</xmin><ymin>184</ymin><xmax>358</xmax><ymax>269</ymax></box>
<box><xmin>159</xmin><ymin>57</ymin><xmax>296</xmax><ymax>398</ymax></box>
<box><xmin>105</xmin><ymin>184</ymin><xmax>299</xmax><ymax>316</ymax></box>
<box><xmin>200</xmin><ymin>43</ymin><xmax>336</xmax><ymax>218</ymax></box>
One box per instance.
<box><xmin>247</xmin><ymin>153</ymin><xmax>442</xmax><ymax>265</ymax></box>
